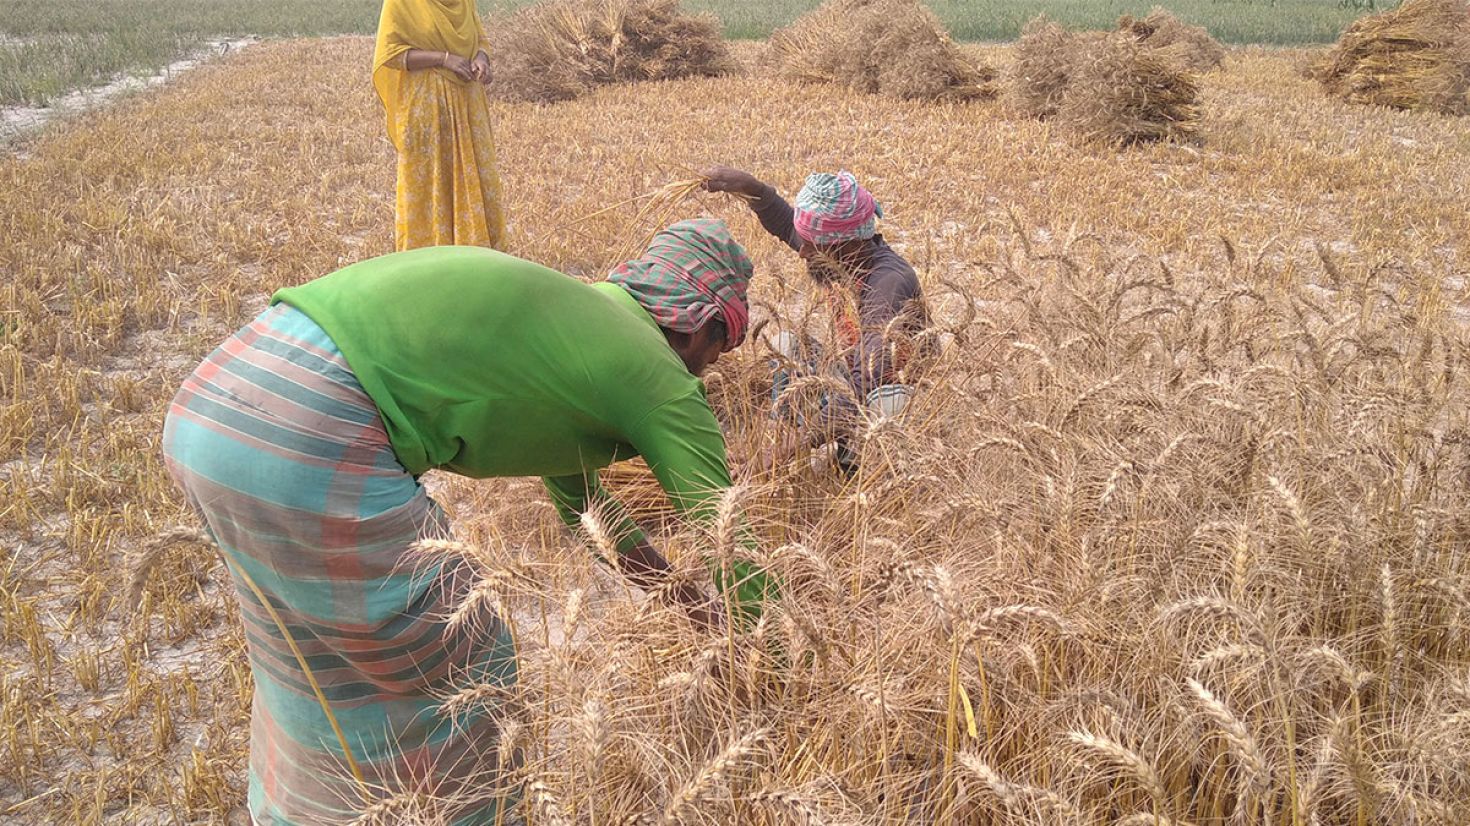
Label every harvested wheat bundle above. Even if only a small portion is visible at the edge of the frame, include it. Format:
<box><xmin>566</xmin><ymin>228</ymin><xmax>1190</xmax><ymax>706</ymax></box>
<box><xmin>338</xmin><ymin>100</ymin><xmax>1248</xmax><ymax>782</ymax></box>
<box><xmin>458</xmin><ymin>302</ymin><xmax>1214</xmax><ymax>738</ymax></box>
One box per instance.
<box><xmin>1010</xmin><ymin>15</ymin><xmax>1102</xmax><ymax>118</ymax></box>
<box><xmin>489</xmin><ymin>0</ymin><xmax>735</xmax><ymax>103</ymax></box>
<box><xmin>1012</xmin><ymin>11</ymin><xmax>1208</xmax><ymax>128</ymax></box>
<box><xmin>1315</xmin><ymin>0</ymin><xmax>1470</xmax><ymax>114</ymax></box>
<box><xmin>1118</xmin><ymin>7</ymin><xmax>1225</xmax><ymax>73</ymax></box>
<box><xmin>767</xmin><ymin>0</ymin><xmax>997</xmax><ymax>101</ymax></box>
<box><xmin>1058</xmin><ymin>31</ymin><xmax>1205</xmax><ymax>144</ymax></box>
<box><xmin>1059</xmin><ymin>31</ymin><xmax>1202</xmax><ymax>145</ymax></box>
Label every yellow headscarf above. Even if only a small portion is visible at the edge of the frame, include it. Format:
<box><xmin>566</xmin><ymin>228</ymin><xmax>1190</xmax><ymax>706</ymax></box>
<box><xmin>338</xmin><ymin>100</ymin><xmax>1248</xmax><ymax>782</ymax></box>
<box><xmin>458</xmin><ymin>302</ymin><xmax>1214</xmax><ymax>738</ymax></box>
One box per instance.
<box><xmin>372</xmin><ymin>0</ymin><xmax>487</xmax><ymax>149</ymax></box>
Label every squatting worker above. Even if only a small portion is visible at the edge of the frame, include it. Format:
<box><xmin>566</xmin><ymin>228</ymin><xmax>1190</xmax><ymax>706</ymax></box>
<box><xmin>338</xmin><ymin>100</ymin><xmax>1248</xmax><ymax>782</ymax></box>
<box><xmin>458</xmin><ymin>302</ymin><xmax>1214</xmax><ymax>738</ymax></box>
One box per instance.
<box><xmin>161</xmin><ymin>219</ymin><xmax>772</xmax><ymax>824</ymax></box>
<box><xmin>374</xmin><ymin>0</ymin><xmax>506</xmax><ymax>250</ymax></box>
<box><xmin>702</xmin><ymin>166</ymin><xmax>929</xmax><ymax>469</ymax></box>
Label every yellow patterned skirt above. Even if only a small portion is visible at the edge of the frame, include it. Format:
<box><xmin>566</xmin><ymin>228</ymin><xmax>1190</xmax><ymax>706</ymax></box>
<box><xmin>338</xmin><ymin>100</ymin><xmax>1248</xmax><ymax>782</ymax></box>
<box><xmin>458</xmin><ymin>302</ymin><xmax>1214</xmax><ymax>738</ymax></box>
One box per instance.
<box><xmin>393</xmin><ymin>69</ymin><xmax>505</xmax><ymax>251</ymax></box>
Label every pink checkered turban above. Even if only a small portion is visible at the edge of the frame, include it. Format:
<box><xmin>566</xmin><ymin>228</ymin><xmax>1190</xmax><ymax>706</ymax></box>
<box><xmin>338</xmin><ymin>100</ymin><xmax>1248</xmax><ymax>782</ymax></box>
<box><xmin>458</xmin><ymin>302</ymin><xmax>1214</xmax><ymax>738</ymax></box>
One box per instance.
<box><xmin>793</xmin><ymin>171</ymin><xmax>884</xmax><ymax>245</ymax></box>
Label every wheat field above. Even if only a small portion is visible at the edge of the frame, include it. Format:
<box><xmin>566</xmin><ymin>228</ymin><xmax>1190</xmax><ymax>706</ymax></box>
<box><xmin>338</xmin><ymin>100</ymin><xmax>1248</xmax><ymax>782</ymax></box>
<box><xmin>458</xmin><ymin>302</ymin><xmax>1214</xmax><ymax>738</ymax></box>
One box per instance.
<box><xmin>2</xmin><ymin>34</ymin><xmax>1469</xmax><ymax>824</ymax></box>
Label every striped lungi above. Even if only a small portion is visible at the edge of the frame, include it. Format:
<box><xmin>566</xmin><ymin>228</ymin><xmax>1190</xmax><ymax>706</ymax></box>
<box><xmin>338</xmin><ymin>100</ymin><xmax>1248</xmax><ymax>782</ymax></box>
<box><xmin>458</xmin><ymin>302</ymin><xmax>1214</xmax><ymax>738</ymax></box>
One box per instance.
<box><xmin>162</xmin><ymin>303</ymin><xmax>517</xmax><ymax>825</ymax></box>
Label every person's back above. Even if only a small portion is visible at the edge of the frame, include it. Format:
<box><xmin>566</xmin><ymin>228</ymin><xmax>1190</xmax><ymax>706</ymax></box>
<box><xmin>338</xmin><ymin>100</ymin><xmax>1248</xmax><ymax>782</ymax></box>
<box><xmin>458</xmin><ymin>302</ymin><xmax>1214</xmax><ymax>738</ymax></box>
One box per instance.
<box><xmin>275</xmin><ymin>245</ymin><xmax>710</xmax><ymax>480</ymax></box>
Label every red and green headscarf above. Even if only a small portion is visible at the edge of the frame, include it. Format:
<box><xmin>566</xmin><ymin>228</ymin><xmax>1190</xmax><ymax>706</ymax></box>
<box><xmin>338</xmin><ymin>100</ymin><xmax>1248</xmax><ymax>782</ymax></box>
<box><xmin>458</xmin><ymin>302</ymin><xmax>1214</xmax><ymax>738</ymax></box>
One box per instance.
<box><xmin>608</xmin><ymin>219</ymin><xmax>753</xmax><ymax>351</ymax></box>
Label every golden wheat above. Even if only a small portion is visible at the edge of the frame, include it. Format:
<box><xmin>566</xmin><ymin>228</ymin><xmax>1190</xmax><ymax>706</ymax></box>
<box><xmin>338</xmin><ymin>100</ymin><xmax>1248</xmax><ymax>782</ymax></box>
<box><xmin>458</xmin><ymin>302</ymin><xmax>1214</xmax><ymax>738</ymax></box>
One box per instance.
<box><xmin>4</xmin><ymin>28</ymin><xmax>1469</xmax><ymax>825</ymax></box>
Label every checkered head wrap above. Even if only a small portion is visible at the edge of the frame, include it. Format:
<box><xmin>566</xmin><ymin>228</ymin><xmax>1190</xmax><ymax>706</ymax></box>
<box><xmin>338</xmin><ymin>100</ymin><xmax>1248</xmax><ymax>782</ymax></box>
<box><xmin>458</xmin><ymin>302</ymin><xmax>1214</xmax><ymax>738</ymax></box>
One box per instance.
<box><xmin>608</xmin><ymin>218</ymin><xmax>753</xmax><ymax>351</ymax></box>
<box><xmin>793</xmin><ymin>171</ymin><xmax>883</xmax><ymax>246</ymax></box>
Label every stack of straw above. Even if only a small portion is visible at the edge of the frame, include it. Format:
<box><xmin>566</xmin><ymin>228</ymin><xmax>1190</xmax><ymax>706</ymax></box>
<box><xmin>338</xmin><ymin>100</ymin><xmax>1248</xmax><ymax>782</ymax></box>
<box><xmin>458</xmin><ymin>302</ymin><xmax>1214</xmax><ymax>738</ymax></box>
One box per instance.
<box><xmin>1012</xmin><ymin>14</ymin><xmax>1203</xmax><ymax>144</ymax></box>
<box><xmin>490</xmin><ymin>0</ymin><xmax>735</xmax><ymax>103</ymax></box>
<box><xmin>767</xmin><ymin>0</ymin><xmax>997</xmax><ymax>101</ymax></box>
<box><xmin>1061</xmin><ymin>32</ymin><xmax>1204</xmax><ymax>145</ymax></box>
<box><xmin>1118</xmin><ymin>6</ymin><xmax>1226</xmax><ymax>73</ymax></box>
<box><xmin>1011</xmin><ymin>15</ymin><xmax>1101</xmax><ymax>119</ymax></box>
<box><xmin>1314</xmin><ymin>0</ymin><xmax>1470</xmax><ymax>115</ymax></box>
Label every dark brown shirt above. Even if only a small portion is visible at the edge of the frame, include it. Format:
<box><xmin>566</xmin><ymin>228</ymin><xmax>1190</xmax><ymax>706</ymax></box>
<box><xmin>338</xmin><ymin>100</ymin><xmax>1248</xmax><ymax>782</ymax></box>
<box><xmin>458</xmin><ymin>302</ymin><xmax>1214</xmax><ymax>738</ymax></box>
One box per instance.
<box><xmin>750</xmin><ymin>185</ymin><xmax>929</xmax><ymax>404</ymax></box>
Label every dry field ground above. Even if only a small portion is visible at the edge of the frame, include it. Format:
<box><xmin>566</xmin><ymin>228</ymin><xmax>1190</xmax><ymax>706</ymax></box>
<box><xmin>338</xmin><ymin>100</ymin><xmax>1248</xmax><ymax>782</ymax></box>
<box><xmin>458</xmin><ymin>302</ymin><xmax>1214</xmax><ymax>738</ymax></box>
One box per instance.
<box><xmin>3</xmin><ymin>34</ymin><xmax>1470</xmax><ymax>824</ymax></box>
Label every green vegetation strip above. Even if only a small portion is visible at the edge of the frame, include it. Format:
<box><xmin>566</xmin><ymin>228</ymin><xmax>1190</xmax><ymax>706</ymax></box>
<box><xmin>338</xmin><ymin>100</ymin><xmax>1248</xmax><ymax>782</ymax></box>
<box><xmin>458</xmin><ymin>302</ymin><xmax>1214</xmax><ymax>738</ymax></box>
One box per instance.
<box><xmin>682</xmin><ymin>0</ymin><xmax>1371</xmax><ymax>43</ymax></box>
<box><xmin>0</xmin><ymin>0</ymin><xmax>383</xmax><ymax>105</ymax></box>
<box><xmin>2</xmin><ymin>0</ymin><xmax>1369</xmax><ymax>106</ymax></box>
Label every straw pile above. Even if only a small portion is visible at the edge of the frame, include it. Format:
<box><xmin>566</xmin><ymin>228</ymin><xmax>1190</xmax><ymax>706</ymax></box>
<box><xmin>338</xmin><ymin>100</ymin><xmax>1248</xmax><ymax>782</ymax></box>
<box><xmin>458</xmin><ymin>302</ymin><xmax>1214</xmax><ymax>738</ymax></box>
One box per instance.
<box><xmin>489</xmin><ymin>0</ymin><xmax>735</xmax><ymax>103</ymax></box>
<box><xmin>1012</xmin><ymin>15</ymin><xmax>1201</xmax><ymax>144</ymax></box>
<box><xmin>1061</xmin><ymin>31</ymin><xmax>1203</xmax><ymax>144</ymax></box>
<box><xmin>1118</xmin><ymin>6</ymin><xmax>1226</xmax><ymax>72</ymax></box>
<box><xmin>1314</xmin><ymin>0</ymin><xmax>1470</xmax><ymax>115</ymax></box>
<box><xmin>767</xmin><ymin>0</ymin><xmax>997</xmax><ymax>101</ymax></box>
<box><xmin>1011</xmin><ymin>15</ymin><xmax>1098</xmax><ymax>118</ymax></box>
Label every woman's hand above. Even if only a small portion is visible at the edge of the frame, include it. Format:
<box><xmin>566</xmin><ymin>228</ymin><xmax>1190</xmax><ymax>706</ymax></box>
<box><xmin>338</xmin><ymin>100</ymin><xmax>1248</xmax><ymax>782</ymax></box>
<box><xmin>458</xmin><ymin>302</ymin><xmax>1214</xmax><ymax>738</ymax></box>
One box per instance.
<box><xmin>443</xmin><ymin>52</ymin><xmax>476</xmax><ymax>82</ymax></box>
<box><xmin>471</xmin><ymin>51</ymin><xmax>493</xmax><ymax>85</ymax></box>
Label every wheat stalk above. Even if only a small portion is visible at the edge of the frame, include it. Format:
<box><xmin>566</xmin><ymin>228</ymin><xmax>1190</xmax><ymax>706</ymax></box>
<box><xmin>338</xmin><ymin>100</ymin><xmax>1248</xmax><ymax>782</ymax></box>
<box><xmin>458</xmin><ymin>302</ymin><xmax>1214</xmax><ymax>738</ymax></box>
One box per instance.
<box><xmin>660</xmin><ymin>726</ymin><xmax>770</xmax><ymax>824</ymax></box>
<box><xmin>1184</xmin><ymin>678</ymin><xmax>1270</xmax><ymax>796</ymax></box>
<box><xmin>1066</xmin><ymin>729</ymin><xmax>1168</xmax><ymax>805</ymax></box>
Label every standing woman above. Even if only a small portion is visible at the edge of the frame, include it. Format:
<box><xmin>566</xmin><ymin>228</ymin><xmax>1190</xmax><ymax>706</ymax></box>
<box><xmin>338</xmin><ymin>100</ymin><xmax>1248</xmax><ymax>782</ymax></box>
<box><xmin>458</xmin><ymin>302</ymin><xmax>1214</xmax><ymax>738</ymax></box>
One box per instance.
<box><xmin>373</xmin><ymin>0</ymin><xmax>506</xmax><ymax>250</ymax></box>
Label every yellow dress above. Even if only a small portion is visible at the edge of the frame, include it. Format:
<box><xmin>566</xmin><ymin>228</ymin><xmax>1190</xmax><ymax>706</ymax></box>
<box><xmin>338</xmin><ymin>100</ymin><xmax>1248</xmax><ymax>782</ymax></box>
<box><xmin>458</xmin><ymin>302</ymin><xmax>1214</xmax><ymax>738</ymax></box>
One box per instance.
<box><xmin>391</xmin><ymin>65</ymin><xmax>505</xmax><ymax>250</ymax></box>
<box><xmin>373</xmin><ymin>0</ymin><xmax>506</xmax><ymax>251</ymax></box>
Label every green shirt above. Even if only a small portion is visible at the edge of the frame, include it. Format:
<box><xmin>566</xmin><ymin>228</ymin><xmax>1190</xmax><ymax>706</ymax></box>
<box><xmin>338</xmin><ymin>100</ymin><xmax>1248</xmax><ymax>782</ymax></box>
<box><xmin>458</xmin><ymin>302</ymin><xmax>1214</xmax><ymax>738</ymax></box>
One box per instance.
<box><xmin>273</xmin><ymin>246</ymin><xmax>768</xmax><ymax>613</ymax></box>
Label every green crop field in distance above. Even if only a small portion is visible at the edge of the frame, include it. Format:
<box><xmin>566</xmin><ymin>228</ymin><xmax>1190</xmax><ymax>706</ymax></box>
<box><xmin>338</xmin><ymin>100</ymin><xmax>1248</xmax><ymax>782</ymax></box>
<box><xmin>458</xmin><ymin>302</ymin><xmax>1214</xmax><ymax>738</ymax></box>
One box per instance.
<box><xmin>671</xmin><ymin>0</ymin><xmax>1371</xmax><ymax>43</ymax></box>
<box><xmin>0</xmin><ymin>1</ymin><xmax>382</xmax><ymax>105</ymax></box>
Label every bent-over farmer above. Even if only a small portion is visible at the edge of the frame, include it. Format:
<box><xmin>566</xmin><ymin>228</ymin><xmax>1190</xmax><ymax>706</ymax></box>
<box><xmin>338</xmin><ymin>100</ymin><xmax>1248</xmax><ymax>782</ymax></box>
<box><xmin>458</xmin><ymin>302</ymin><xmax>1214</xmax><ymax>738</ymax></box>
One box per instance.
<box><xmin>702</xmin><ymin>167</ymin><xmax>929</xmax><ymax>470</ymax></box>
<box><xmin>161</xmin><ymin>219</ymin><xmax>771</xmax><ymax>824</ymax></box>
